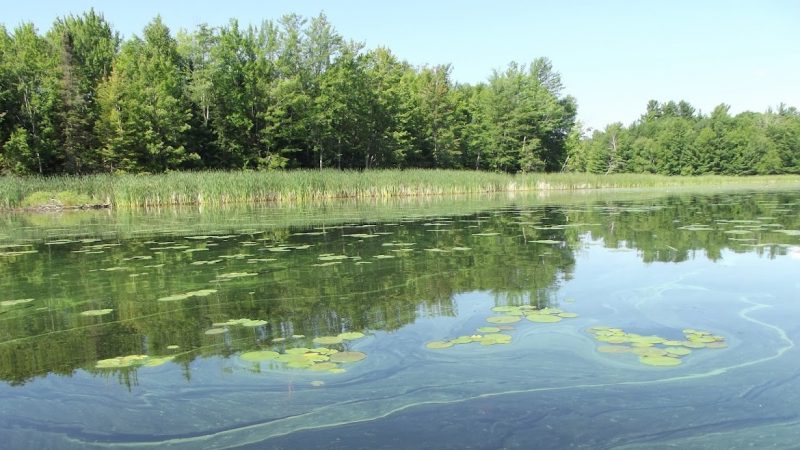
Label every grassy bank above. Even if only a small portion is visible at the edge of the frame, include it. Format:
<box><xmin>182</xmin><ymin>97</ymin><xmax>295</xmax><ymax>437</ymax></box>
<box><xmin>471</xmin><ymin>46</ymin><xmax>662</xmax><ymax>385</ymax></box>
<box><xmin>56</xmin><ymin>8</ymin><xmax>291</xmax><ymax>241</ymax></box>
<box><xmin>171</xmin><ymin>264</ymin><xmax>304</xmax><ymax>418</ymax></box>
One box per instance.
<box><xmin>1</xmin><ymin>170</ymin><xmax>799</xmax><ymax>209</ymax></box>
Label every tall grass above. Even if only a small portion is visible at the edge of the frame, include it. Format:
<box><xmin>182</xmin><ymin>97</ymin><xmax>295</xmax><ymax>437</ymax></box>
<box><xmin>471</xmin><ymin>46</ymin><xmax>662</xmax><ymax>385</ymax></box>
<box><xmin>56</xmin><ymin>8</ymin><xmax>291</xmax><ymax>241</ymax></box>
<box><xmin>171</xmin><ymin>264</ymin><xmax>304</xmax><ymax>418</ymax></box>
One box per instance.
<box><xmin>1</xmin><ymin>170</ymin><xmax>799</xmax><ymax>209</ymax></box>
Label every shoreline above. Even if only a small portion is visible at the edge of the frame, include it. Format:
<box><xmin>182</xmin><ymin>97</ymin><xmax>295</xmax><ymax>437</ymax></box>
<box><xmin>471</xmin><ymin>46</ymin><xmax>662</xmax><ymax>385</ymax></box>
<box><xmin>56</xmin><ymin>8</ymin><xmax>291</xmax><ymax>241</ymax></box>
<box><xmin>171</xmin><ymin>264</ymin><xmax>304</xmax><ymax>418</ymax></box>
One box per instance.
<box><xmin>2</xmin><ymin>170</ymin><xmax>799</xmax><ymax>211</ymax></box>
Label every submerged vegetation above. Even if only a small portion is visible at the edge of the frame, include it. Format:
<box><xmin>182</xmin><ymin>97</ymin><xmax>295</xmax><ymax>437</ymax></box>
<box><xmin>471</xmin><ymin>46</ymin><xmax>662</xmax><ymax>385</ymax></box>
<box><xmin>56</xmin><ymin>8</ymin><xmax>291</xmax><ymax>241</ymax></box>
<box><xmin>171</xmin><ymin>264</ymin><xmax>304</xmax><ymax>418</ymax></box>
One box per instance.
<box><xmin>587</xmin><ymin>326</ymin><xmax>727</xmax><ymax>367</ymax></box>
<box><xmin>1</xmin><ymin>189</ymin><xmax>797</xmax><ymax>385</ymax></box>
<box><xmin>2</xmin><ymin>170</ymin><xmax>799</xmax><ymax>209</ymax></box>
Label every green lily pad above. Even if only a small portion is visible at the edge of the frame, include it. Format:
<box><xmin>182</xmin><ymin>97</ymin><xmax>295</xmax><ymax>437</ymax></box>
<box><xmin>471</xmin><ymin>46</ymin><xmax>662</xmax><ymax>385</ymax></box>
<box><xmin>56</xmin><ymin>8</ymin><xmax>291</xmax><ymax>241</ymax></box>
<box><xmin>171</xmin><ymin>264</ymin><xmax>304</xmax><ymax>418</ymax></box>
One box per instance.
<box><xmin>426</xmin><ymin>341</ymin><xmax>454</xmax><ymax>349</ymax></box>
<box><xmin>491</xmin><ymin>306</ymin><xmax>519</xmax><ymax>313</ymax></box>
<box><xmin>313</xmin><ymin>336</ymin><xmax>344</xmax><ymax>345</ymax></box>
<box><xmin>95</xmin><ymin>354</ymin><xmax>149</xmax><ymax>369</ymax></box>
<box><xmin>665</xmin><ymin>347</ymin><xmax>692</xmax><ymax>356</ymax></box>
<box><xmin>338</xmin><ymin>331</ymin><xmax>365</xmax><ymax>340</ymax></box>
<box><xmin>240</xmin><ymin>350</ymin><xmax>280</xmax><ymax>362</ymax></box>
<box><xmin>143</xmin><ymin>356</ymin><xmax>174</xmax><ymax>367</ymax></box>
<box><xmin>204</xmin><ymin>328</ymin><xmax>227</xmax><ymax>335</ymax></box>
<box><xmin>158</xmin><ymin>289</ymin><xmax>217</xmax><ymax>302</ymax></box>
<box><xmin>80</xmin><ymin>309</ymin><xmax>113</xmax><ymax>316</ymax></box>
<box><xmin>478</xmin><ymin>333</ymin><xmax>512</xmax><ymax>345</ymax></box>
<box><xmin>526</xmin><ymin>314</ymin><xmax>562</xmax><ymax>323</ymax></box>
<box><xmin>1</xmin><ymin>298</ymin><xmax>34</xmax><ymax>307</ymax></box>
<box><xmin>477</xmin><ymin>327</ymin><xmax>501</xmax><ymax>333</ymax></box>
<box><xmin>329</xmin><ymin>351</ymin><xmax>367</xmax><ymax>363</ymax></box>
<box><xmin>450</xmin><ymin>336</ymin><xmax>475</xmax><ymax>344</ymax></box>
<box><xmin>309</xmin><ymin>362</ymin><xmax>339</xmax><ymax>371</ymax></box>
<box><xmin>216</xmin><ymin>272</ymin><xmax>257</xmax><ymax>280</ymax></box>
<box><xmin>705</xmin><ymin>341</ymin><xmax>728</xmax><ymax>349</ymax></box>
<box><xmin>557</xmin><ymin>312</ymin><xmax>579</xmax><ymax>318</ymax></box>
<box><xmin>285</xmin><ymin>347</ymin><xmax>312</xmax><ymax>354</ymax></box>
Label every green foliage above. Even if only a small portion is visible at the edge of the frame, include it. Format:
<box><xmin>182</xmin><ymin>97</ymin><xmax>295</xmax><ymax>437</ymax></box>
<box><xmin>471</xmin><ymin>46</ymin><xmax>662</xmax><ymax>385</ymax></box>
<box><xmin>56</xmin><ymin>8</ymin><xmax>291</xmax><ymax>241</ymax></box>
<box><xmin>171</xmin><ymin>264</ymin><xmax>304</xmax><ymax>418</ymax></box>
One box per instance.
<box><xmin>1</xmin><ymin>12</ymin><xmax>580</xmax><ymax>175</ymax></box>
<box><xmin>0</xmin><ymin>170</ymin><xmax>797</xmax><ymax>209</ymax></box>
<box><xmin>0</xmin><ymin>12</ymin><xmax>796</xmax><ymax>177</ymax></box>
<box><xmin>575</xmin><ymin>100</ymin><xmax>800</xmax><ymax>176</ymax></box>
<box><xmin>20</xmin><ymin>190</ymin><xmax>91</xmax><ymax>207</ymax></box>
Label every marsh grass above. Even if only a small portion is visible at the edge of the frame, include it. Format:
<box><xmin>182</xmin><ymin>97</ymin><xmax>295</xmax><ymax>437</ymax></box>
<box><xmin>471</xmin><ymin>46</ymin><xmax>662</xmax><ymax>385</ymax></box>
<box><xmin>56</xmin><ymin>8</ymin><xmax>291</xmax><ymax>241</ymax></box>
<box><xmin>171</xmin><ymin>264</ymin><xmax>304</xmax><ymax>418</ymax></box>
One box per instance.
<box><xmin>1</xmin><ymin>170</ymin><xmax>798</xmax><ymax>209</ymax></box>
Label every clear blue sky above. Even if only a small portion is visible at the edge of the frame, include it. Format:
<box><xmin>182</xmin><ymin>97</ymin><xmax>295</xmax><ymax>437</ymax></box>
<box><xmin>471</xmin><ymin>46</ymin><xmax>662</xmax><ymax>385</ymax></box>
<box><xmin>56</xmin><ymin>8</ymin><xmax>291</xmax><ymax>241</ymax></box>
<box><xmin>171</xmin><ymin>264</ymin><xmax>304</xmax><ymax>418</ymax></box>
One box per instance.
<box><xmin>3</xmin><ymin>0</ymin><xmax>799</xmax><ymax>131</ymax></box>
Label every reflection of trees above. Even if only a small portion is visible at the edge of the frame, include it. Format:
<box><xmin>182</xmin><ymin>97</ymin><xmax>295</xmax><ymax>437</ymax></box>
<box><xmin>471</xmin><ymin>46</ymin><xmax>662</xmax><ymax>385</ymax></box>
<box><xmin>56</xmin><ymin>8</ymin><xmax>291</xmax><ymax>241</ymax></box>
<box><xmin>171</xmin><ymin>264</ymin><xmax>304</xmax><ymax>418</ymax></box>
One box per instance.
<box><xmin>571</xmin><ymin>191</ymin><xmax>800</xmax><ymax>263</ymax></box>
<box><xmin>0</xmin><ymin>208</ymin><xmax>576</xmax><ymax>385</ymax></box>
<box><xmin>1</xmin><ymin>189</ymin><xmax>798</xmax><ymax>385</ymax></box>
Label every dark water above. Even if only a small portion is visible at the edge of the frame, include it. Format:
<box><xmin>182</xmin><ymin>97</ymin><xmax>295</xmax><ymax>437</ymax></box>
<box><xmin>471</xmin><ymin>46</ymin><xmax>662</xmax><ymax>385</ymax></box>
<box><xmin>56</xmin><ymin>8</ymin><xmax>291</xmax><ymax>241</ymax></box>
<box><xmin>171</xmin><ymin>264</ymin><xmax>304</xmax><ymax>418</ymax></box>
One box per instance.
<box><xmin>1</xmin><ymin>189</ymin><xmax>799</xmax><ymax>449</ymax></box>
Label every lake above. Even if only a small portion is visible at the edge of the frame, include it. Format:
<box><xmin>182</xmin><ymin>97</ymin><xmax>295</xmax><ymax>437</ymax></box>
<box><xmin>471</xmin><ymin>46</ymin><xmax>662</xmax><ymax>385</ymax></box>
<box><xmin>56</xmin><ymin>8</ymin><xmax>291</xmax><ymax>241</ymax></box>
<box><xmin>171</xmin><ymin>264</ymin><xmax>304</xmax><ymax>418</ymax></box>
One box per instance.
<box><xmin>1</xmin><ymin>187</ymin><xmax>799</xmax><ymax>449</ymax></box>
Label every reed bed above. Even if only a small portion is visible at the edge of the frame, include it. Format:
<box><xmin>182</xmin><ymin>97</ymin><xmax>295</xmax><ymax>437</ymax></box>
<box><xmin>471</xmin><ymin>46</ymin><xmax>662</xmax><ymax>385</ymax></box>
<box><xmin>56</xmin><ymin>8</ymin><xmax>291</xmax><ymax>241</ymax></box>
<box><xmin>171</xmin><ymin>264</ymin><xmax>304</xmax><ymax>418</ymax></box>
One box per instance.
<box><xmin>1</xmin><ymin>170</ymin><xmax>798</xmax><ymax>209</ymax></box>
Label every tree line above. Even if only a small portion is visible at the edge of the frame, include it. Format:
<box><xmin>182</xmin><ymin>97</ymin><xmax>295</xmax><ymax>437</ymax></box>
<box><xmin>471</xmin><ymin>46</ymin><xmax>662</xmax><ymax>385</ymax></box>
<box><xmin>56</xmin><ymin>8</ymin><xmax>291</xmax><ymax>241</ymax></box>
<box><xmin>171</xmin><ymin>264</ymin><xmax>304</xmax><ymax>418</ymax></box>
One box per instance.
<box><xmin>0</xmin><ymin>11</ymin><xmax>797</xmax><ymax>177</ymax></box>
<box><xmin>568</xmin><ymin>100</ymin><xmax>800</xmax><ymax>175</ymax></box>
<box><xmin>0</xmin><ymin>11</ymin><xmax>577</xmax><ymax>175</ymax></box>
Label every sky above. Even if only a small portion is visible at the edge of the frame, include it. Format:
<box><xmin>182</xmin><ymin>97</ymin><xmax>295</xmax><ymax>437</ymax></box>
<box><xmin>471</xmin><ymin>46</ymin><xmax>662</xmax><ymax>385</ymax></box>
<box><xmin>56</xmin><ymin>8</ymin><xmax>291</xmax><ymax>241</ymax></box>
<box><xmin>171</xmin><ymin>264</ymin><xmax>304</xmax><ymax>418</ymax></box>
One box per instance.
<box><xmin>3</xmin><ymin>0</ymin><xmax>799</xmax><ymax>131</ymax></box>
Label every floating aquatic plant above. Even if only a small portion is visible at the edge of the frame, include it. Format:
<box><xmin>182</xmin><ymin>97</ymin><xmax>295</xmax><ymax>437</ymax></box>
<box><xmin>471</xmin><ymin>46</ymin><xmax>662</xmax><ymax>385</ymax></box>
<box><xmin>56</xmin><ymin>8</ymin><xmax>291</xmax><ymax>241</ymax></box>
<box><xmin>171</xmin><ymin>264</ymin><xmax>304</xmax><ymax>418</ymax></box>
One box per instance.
<box><xmin>95</xmin><ymin>354</ymin><xmax>173</xmax><ymax>370</ymax></box>
<box><xmin>215</xmin><ymin>272</ymin><xmax>257</xmax><ymax>280</ymax></box>
<box><xmin>79</xmin><ymin>309</ymin><xmax>113</xmax><ymax>317</ymax></box>
<box><xmin>587</xmin><ymin>326</ymin><xmax>726</xmax><ymax>367</ymax></box>
<box><xmin>158</xmin><ymin>289</ymin><xmax>217</xmax><ymax>302</ymax></box>
<box><xmin>240</xmin><ymin>350</ymin><xmax>280</xmax><ymax>362</ymax></box>
<box><xmin>476</xmin><ymin>327</ymin><xmax>501</xmax><ymax>333</ymax></box>
<box><xmin>212</xmin><ymin>318</ymin><xmax>268</xmax><ymax>327</ymax></box>
<box><xmin>1</xmin><ymin>298</ymin><xmax>34</xmax><ymax>307</ymax></box>
<box><xmin>329</xmin><ymin>351</ymin><xmax>367</xmax><ymax>363</ymax></box>
<box><xmin>204</xmin><ymin>328</ymin><xmax>227</xmax><ymax>335</ymax></box>
<box><xmin>312</xmin><ymin>336</ymin><xmax>344</xmax><ymax>345</ymax></box>
<box><xmin>337</xmin><ymin>331</ymin><xmax>365</xmax><ymax>340</ymax></box>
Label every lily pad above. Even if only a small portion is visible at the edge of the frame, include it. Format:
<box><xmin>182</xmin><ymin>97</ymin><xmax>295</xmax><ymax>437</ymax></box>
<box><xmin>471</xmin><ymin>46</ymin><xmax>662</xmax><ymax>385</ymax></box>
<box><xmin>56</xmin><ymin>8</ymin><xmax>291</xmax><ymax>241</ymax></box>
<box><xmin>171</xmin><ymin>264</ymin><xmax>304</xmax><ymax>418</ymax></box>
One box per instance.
<box><xmin>665</xmin><ymin>347</ymin><xmax>692</xmax><ymax>356</ymax></box>
<box><xmin>426</xmin><ymin>341</ymin><xmax>454</xmax><ymax>349</ymax></box>
<box><xmin>1</xmin><ymin>298</ymin><xmax>34</xmax><ymax>307</ymax></box>
<box><xmin>95</xmin><ymin>354</ymin><xmax>149</xmax><ymax>369</ymax></box>
<box><xmin>204</xmin><ymin>328</ymin><xmax>227</xmax><ymax>335</ymax></box>
<box><xmin>240</xmin><ymin>351</ymin><xmax>280</xmax><ymax>362</ymax></box>
<box><xmin>143</xmin><ymin>356</ymin><xmax>174</xmax><ymax>367</ymax></box>
<box><xmin>329</xmin><ymin>351</ymin><xmax>367</xmax><ymax>363</ymax></box>
<box><xmin>158</xmin><ymin>289</ymin><xmax>217</xmax><ymax>302</ymax></box>
<box><xmin>477</xmin><ymin>327</ymin><xmax>501</xmax><ymax>333</ymax></box>
<box><xmin>526</xmin><ymin>313</ymin><xmax>562</xmax><ymax>323</ymax></box>
<box><xmin>313</xmin><ymin>336</ymin><xmax>344</xmax><ymax>345</ymax></box>
<box><xmin>338</xmin><ymin>331</ymin><xmax>365</xmax><ymax>340</ymax></box>
<box><xmin>478</xmin><ymin>333</ymin><xmax>512</xmax><ymax>345</ymax></box>
<box><xmin>80</xmin><ymin>309</ymin><xmax>113</xmax><ymax>316</ymax></box>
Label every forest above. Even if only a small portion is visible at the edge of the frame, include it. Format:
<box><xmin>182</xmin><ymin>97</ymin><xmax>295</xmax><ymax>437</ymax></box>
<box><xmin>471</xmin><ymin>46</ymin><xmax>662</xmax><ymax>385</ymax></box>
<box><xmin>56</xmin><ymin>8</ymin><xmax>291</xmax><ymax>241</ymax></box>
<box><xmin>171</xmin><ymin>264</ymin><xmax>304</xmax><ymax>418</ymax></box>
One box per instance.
<box><xmin>0</xmin><ymin>10</ymin><xmax>798</xmax><ymax>176</ymax></box>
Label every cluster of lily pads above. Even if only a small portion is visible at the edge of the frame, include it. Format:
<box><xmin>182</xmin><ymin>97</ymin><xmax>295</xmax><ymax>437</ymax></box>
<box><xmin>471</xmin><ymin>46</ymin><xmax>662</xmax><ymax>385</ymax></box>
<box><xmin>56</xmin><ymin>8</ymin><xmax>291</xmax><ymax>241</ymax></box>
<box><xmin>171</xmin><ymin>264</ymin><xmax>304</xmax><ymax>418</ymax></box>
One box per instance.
<box><xmin>95</xmin><ymin>354</ymin><xmax>174</xmax><ymax>369</ymax></box>
<box><xmin>587</xmin><ymin>326</ymin><xmax>727</xmax><ymax>367</ymax></box>
<box><xmin>204</xmin><ymin>317</ymin><xmax>269</xmax><ymax>334</ymax></box>
<box><xmin>239</xmin><ymin>331</ymin><xmax>367</xmax><ymax>374</ymax></box>
<box><xmin>426</xmin><ymin>304</ymin><xmax>579</xmax><ymax>350</ymax></box>
<box><xmin>426</xmin><ymin>326</ymin><xmax>512</xmax><ymax>349</ymax></box>
<box><xmin>486</xmin><ymin>305</ymin><xmax>578</xmax><ymax>324</ymax></box>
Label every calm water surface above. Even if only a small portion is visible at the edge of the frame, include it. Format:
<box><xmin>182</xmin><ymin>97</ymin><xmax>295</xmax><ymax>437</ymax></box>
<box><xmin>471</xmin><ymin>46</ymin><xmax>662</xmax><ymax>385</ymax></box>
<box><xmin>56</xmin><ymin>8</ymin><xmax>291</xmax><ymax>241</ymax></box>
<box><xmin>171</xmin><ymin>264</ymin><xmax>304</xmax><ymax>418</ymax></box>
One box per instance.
<box><xmin>1</xmin><ymin>189</ymin><xmax>799</xmax><ymax>449</ymax></box>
